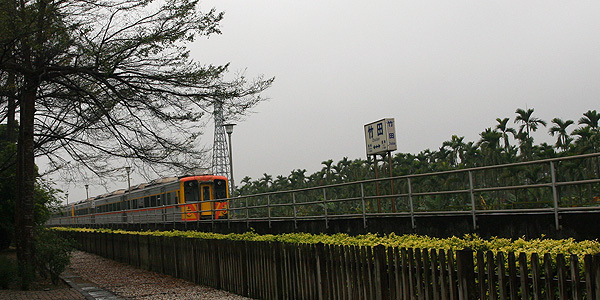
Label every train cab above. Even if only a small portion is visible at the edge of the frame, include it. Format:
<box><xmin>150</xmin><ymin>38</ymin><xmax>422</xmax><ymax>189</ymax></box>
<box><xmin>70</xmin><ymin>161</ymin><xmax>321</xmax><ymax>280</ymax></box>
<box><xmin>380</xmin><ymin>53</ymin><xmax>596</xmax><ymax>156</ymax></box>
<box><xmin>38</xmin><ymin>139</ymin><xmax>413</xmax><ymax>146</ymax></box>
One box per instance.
<box><xmin>179</xmin><ymin>175</ymin><xmax>229</xmax><ymax>220</ymax></box>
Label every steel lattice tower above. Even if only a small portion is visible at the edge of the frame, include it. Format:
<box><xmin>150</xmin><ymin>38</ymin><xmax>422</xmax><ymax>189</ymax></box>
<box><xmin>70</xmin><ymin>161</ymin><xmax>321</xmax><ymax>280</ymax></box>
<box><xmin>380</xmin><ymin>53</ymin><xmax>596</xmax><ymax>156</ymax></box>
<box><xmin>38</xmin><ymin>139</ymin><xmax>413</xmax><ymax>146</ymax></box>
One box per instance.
<box><xmin>212</xmin><ymin>100</ymin><xmax>231</xmax><ymax>177</ymax></box>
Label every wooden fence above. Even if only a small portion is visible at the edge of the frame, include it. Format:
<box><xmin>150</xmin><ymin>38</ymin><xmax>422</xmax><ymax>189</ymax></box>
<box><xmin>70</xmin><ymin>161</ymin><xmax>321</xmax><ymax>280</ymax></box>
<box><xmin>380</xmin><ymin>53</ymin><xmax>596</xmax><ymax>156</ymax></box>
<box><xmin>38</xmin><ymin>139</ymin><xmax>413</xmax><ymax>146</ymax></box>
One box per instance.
<box><xmin>62</xmin><ymin>231</ymin><xmax>600</xmax><ymax>300</ymax></box>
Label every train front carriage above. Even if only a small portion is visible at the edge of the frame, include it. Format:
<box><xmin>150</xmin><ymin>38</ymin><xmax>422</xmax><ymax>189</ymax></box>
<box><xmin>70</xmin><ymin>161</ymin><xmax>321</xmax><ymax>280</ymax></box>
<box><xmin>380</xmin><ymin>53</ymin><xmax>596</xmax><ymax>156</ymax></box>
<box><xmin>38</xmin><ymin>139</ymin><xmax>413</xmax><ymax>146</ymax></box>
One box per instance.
<box><xmin>179</xmin><ymin>175</ymin><xmax>229</xmax><ymax>220</ymax></box>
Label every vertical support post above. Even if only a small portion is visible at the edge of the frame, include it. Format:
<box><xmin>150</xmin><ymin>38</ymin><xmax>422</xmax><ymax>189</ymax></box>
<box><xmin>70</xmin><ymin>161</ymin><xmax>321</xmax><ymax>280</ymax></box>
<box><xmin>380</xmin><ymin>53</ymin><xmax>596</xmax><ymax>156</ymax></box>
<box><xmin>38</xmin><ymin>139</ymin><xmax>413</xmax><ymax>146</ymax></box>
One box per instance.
<box><xmin>374</xmin><ymin>154</ymin><xmax>381</xmax><ymax>213</ymax></box>
<box><xmin>361</xmin><ymin>183</ymin><xmax>367</xmax><ymax>229</ymax></box>
<box><xmin>227</xmin><ymin>196</ymin><xmax>231</xmax><ymax>229</ymax></box>
<box><xmin>456</xmin><ymin>249</ymin><xmax>477</xmax><ymax>300</ymax></box>
<box><xmin>245</xmin><ymin>196</ymin><xmax>249</xmax><ymax>229</ymax></box>
<box><xmin>468</xmin><ymin>171</ymin><xmax>477</xmax><ymax>230</ymax></box>
<box><xmin>408</xmin><ymin>178</ymin><xmax>415</xmax><ymax>230</ymax></box>
<box><xmin>267</xmin><ymin>195</ymin><xmax>271</xmax><ymax>228</ymax></box>
<box><xmin>550</xmin><ymin>161</ymin><xmax>561</xmax><ymax>230</ymax></box>
<box><xmin>388</xmin><ymin>152</ymin><xmax>396</xmax><ymax>213</ymax></box>
<box><xmin>210</xmin><ymin>197</ymin><xmax>214</xmax><ymax>230</ymax></box>
<box><xmin>293</xmin><ymin>192</ymin><xmax>298</xmax><ymax>229</ymax></box>
<box><xmin>322</xmin><ymin>188</ymin><xmax>329</xmax><ymax>229</ymax></box>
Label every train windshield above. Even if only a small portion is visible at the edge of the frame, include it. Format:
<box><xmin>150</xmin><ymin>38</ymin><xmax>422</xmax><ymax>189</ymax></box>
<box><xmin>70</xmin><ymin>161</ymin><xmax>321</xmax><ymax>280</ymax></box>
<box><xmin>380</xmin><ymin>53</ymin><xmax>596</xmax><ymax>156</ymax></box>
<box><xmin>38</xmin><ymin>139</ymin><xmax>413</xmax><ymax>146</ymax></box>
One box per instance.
<box><xmin>214</xmin><ymin>179</ymin><xmax>228</xmax><ymax>199</ymax></box>
<box><xmin>184</xmin><ymin>180</ymin><xmax>200</xmax><ymax>202</ymax></box>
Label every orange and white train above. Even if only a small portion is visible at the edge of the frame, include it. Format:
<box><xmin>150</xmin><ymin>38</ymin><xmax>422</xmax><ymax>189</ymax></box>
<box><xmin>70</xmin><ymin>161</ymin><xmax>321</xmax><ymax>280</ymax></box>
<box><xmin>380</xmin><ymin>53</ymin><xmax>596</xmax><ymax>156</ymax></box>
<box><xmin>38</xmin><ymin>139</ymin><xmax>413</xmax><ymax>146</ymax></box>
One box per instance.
<box><xmin>48</xmin><ymin>175</ymin><xmax>229</xmax><ymax>226</ymax></box>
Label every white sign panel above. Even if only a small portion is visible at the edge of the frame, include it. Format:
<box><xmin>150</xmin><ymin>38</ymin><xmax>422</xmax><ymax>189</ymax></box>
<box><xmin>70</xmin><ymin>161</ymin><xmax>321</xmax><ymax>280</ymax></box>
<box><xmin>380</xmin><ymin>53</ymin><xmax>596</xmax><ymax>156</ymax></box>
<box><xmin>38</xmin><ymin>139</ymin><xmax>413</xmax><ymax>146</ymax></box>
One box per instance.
<box><xmin>364</xmin><ymin>118</ymin><xmax>397</xmax><ymax>155</ymax></box>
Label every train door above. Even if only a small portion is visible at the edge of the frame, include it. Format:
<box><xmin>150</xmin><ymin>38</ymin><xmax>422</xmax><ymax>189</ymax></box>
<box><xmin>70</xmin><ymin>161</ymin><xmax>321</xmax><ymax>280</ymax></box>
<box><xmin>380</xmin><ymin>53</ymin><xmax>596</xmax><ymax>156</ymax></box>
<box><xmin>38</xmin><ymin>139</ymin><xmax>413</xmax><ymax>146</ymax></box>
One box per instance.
<box><xmin>199</xmin><ymin>184</ymin><xmax>212</xmax><ymax>218</ymax></box>
<box><xmin>121</xmin><ymin>195</ymin><xmax>128</xmax><ymax>223</ymax></box>
<box><xmin>160</xmin><ymin>187</ymin><xmax>167</xmax><ymax>222</ymax></box>
<box><xmin>90</xmin><ymin>201</ymin><xmax>95</xmax><ymax>224</ymax></box>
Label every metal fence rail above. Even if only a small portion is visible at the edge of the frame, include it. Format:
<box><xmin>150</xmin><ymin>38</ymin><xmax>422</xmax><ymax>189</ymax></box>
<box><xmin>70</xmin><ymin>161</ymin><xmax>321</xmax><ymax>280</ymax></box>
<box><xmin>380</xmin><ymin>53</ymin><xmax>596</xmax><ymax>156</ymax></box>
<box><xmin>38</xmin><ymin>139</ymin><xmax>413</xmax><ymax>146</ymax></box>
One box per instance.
<box><xmin>226</xmin><ymin>152</ymin><xmax>600</xmax><ymax>231</ymax></box>
<box><xmin>49</xmin><ymin>153</ymin><xmax>600</xmax><ymax>230</ymax></box>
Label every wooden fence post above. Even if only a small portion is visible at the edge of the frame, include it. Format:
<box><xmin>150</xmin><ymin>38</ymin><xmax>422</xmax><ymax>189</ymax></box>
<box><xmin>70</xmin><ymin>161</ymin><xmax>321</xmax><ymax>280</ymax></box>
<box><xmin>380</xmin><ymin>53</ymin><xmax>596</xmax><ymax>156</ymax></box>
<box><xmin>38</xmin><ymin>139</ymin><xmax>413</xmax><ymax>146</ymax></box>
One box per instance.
<box><xmin>456</xmin><ymin>249</ymin><xmax>476</xmax><ymax>300</ymax></box>
<box><xmin>315</xmin><ymin>242</ymin><xmax>326</xmax><ymax>300</ymax></box>
<box><xmin>274</xmin><ymin>242</ymin><xmax>284</xmax><ymax>300</ymax></box>
<box><xmin>374</xmin><ymin>245</ymin><xmax>390</xmax><ymax>300</ymax></box>
<box><xmin>594</xmin><ymin>254</ymin><xmax>600</xmax><ymax>300</ymax></box>
<box><xmin>242</xmin><ymin>241</ymin><xmax>249</xmax><ymax>297</ymax></box>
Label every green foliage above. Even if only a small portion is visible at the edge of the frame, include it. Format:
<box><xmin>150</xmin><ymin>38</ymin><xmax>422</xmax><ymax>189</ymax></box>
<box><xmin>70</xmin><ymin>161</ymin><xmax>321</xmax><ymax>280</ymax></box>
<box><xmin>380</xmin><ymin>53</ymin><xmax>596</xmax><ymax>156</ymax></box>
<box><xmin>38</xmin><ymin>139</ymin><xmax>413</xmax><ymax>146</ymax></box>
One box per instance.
<box><xmin>0</xmin><ymin>125</ymin><xmax>62</xmax><ymax>250</ymax></box>
<box><xmin>34</xmin><ymin>229</ymin><xmax>73</xmax><ymax>285</ymax></box>
<box><xmin>52</xmin><ymin>227</ymin><xmax>600</xmax><ymax>257</ymax></box>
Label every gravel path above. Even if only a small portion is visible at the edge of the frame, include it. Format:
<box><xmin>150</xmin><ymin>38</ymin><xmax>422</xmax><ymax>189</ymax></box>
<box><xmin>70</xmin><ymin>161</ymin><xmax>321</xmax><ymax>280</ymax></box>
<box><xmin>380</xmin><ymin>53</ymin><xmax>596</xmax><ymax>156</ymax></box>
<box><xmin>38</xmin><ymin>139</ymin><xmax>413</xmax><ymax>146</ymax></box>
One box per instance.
<box><xmin>68</xmin><ymin>251</ymin><xmax>253</xmax><ymax>300</ymax></box>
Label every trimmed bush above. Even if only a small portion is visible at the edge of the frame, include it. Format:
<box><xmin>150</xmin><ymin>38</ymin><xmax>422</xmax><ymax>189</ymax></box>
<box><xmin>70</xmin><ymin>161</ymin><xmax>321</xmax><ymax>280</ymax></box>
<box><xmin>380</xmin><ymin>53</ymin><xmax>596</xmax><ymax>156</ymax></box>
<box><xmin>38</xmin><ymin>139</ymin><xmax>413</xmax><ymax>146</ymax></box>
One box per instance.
<box><xmin>35</xmin><ymin>230</ymin><xmax>73</xmax><ymax>285</ymax></box>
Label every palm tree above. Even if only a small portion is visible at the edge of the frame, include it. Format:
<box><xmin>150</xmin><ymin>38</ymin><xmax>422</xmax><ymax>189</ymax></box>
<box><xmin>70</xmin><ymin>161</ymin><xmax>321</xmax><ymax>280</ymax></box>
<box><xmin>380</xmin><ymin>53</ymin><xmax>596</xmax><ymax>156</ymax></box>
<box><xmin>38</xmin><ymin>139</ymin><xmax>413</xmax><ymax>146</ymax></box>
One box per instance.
<box><xmin>273</xmin><ymin>175</ymin><xmax>290</xmax><ymax>190</ymax></box>
<box><xmin>442</xmin><ymin>135</ymin><xmax>465</xmax><ymax>167</ymax></box>
<box><xmin>578</xmin><ymin>110</ymin><xmax>600</xmax><ymax>154</ymax></box>
<box><xmin>515</xmin><ymin>108</ymin><xmax>547</xmax><ymax>139</ymax></box>
<box><xmin>549</xmin><ymin>118</ymin><xmax>574</xmax><ymax>151</ymax></box>
<box><xmin>572</xmin><ymin>126</ymin><xmax>594</xmax><ymax>153</ymax></box>
<box><xmin>533</xmin><ymin>142</ymin><xmax>556</xmax><ymax>159</ymax></box>
<box><xmin>258</xmin><ymin>173</ymin><xmax>273</xmax><ymax>191</ymax></box>
<box><xmin>461</xmin><ymin>141</ymin><xmax>481</xmax><ymax>168</ymax></box>
<box><xmin>289</xmin><ymin>169</ymin><xmax>307</xmax><ymax>188</ymax></box>
<box><xmin>320</xmin><ymin>159</ymin><xmax>334</xmax><ymax>185</ymax></box>
<box><xmin>477</xmin><ymin>128</ymin><xmax>502</xmax><ymax>165</ymax></box>
<box><xmin>335</xmin><ymin>157</ymin><xmax>352</xmax><ymax>181</ymax></box>
<box><xmin>495</xmin><ymin>117</ymin><xmax>517</xmax><ymax>152</ymax></box>
<box><xmin>515</xmin><ymin>108</ymin><xmax>546</xmax><ymax>159</ymax></box>
<box><xmin>578</xmin><ymin>110</ymin><xmax>600</xmax><ymax>130</ymax></box>
<box><xmin>237</xmin><ymin>176</ymin><xmax>255</xmax><ymax>195</ymax></box>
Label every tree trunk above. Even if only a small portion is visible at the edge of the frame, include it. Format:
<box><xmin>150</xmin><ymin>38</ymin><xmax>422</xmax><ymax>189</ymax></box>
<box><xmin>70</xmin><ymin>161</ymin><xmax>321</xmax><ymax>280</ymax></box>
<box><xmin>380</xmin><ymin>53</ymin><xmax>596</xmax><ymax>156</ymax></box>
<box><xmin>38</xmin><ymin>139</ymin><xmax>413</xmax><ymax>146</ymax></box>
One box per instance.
<box><xmin>15</xmin><ymin>78</ymin><xmax>37</xmax><ymax>289</ymax></box>
<box><xmin>6</xmin><ymin>72</ymin><xmax>16</xmax><ymax>142</ymax></box>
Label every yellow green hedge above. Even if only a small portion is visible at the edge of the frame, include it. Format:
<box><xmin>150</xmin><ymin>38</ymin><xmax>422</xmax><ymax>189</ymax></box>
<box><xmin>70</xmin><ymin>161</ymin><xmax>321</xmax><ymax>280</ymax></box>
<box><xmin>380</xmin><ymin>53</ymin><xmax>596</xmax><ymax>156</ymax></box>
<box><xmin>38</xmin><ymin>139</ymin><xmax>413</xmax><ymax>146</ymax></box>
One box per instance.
<box><xmin>51</xmin><ymin>227</ymin><xmax>600</xmax><ymax>257</ymax></box>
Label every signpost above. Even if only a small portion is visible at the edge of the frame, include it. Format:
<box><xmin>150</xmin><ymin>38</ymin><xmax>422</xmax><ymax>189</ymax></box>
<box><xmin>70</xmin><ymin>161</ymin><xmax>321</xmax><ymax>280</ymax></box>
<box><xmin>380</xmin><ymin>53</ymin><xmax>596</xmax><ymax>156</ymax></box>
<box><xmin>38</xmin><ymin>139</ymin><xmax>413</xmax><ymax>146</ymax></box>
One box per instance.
<box><xmin>364</xmin><ymin>118</ymin><xmax>397</xmax><ymax>213</ymax></box>
<box><xmin>364</xmin><ymin>118</ymin><xmax>396</xmax><ymax>156</ymax></box>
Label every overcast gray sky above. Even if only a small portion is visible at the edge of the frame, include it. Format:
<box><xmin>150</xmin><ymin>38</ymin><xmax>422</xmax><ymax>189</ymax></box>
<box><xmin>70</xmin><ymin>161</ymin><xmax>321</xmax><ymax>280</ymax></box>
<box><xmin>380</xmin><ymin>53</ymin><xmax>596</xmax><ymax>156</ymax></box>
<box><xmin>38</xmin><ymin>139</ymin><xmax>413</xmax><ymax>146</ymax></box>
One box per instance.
<box><xmin>61</xmin><ymin>1</ymin><xmax>600</xmax><ymax>203</ymax></box>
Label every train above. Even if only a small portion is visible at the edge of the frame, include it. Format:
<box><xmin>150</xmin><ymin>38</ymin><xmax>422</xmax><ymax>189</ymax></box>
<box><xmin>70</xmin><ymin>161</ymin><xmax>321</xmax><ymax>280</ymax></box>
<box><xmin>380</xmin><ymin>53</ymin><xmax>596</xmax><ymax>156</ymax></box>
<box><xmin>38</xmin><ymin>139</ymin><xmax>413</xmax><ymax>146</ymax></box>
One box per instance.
<box><xmin>48</xmin><ymin>174</ymin><xmax>229</xmax><ymax>226</ymax></box>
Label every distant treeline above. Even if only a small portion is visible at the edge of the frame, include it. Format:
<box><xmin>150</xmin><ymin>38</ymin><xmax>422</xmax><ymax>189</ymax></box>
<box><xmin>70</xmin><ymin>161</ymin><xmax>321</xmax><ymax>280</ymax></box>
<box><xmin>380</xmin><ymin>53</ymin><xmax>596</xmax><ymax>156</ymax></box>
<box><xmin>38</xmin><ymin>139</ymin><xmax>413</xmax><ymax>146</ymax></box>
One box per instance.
<box><xmin>237</xmin><ymin>108</ymin><xmax>600</xmax><ymax>195</ymax></box>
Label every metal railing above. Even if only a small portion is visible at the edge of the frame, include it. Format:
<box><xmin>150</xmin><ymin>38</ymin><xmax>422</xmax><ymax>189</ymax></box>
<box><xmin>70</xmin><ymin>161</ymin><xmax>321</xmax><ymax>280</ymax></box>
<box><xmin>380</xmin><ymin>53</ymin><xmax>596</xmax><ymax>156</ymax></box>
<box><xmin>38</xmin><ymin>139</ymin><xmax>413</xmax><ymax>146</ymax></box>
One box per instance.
<box><xmin>226</xmin><ymin>152</ymin><xmax>600</xmax><ymax>230</ymax></box>
<box><xmin>49</xmin><ymin>153</ymin><xmax>600</xmax><ymax>230</ymax></box>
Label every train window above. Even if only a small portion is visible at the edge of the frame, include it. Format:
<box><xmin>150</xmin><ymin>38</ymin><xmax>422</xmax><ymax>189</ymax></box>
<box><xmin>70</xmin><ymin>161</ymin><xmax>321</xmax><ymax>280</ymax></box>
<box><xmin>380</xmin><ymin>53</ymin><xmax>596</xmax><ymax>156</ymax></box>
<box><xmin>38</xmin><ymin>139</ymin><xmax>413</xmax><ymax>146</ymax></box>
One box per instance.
<box><xmin>150</xmin><ymin>196</ymin><xmax>157</xmax><ymax>207</ymax></box>
<box><xmin>144</xmin><ymin>197</ymin><xmax>150</xmax><ymax>207</ymax></box>
<box><xmin>184</xmin><ymin>181</ymin><xmax>200</xmax><ymax>202</ymax></box>
<box><xmin>157</xmin><ymin>195</ymin><xmax>162</xmax><ymax>206</ymax></box>
<box><xmin>202</xmin><ymin>186</ymin><xmax>210</xmax><ymax>201</ymax></box>
<box><xmin>214</xmin><ymin>179</ymin><xmax>228</xmax><ymax>199</ymax></box>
